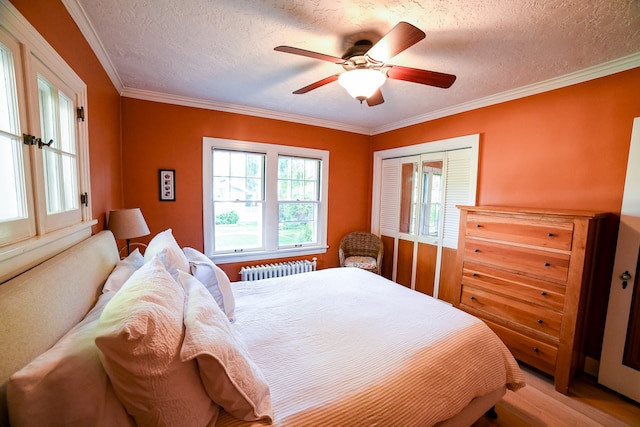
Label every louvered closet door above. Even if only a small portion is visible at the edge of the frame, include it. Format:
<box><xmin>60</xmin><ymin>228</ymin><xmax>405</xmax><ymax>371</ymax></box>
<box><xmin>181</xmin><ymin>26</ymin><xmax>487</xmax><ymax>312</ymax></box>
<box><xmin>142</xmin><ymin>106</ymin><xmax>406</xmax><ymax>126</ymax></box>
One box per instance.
<box><xmin>436</xmin><ymin>149</ymin><xmax>475</xmax><ymax>300</ymax></box>
<box><xmin>379</xmin><ymin>157</ymin><xmax>402</xmax><ymax>281</ymax></box>
<box><xmin>376</xmin><ymin>148</ymin><xmax>476</xmax><ymax>298</ymax></box>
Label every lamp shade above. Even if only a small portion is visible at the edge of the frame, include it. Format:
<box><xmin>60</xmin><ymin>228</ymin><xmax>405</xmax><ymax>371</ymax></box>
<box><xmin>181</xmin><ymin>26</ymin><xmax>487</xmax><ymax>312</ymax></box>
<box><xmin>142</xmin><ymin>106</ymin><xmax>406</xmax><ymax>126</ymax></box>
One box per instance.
<box><xmin>338</xmin><ymin>69</ymin><xmax>386</xmax><ymax>101</ymax></box>
<box><xmin>107</xmin><ymin>208</ymin><xmax>150</xmax><ymax>240</ymax></box>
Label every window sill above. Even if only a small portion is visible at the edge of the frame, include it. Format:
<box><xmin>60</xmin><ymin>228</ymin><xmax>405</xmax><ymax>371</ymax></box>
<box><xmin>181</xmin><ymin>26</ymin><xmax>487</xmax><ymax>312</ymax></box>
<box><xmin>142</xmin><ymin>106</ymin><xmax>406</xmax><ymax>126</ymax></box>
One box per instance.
<box><xmin>211</xmin><ymin>245</ymin><xmax>328</xmax><ymax>264</ymax></box>
<box><xmin>0</xmin><ymin>220</ymin><xmax>97</xmax><ymax>284</ymax></box>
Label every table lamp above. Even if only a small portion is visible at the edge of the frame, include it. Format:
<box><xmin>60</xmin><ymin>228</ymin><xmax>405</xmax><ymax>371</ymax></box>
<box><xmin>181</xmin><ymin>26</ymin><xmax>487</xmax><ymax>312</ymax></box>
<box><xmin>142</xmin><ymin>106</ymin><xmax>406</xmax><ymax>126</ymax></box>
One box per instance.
<box><xmin>107</xmin><ymin>208</ymin><xmax>151</xmax><ymax>255</ymax></box>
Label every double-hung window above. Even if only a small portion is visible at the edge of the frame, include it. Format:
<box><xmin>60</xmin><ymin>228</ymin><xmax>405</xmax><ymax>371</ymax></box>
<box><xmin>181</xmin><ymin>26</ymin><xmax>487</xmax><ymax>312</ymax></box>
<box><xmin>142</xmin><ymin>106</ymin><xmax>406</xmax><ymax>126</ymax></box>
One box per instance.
<box><xmin>0</xmin><ymin>3</ymin><xmax>92</xmax><ymax>282</ymax></box>
<box><xmin>203</xmin><ymin>138</ymin><xmax>329</xmax><ymax>263</ymax></box>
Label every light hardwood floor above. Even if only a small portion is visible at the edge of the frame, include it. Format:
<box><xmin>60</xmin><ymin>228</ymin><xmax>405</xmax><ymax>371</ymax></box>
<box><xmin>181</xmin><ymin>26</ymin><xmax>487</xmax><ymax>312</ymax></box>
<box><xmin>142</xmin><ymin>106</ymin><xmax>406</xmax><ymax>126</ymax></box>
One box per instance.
<box><xmin>472</xmin><ymin>364</ymin><xmax>640</xmax><ymax>427</ymax></box>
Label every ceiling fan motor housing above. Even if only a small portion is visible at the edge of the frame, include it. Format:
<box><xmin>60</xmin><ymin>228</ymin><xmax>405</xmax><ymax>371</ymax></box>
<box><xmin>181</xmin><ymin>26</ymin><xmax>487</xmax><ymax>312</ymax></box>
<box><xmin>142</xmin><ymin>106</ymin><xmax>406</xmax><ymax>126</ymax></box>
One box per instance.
<box><xmin>341</xmin><ymin>40</ymin><xmax>384</xmax><ymax>71</ymax></box>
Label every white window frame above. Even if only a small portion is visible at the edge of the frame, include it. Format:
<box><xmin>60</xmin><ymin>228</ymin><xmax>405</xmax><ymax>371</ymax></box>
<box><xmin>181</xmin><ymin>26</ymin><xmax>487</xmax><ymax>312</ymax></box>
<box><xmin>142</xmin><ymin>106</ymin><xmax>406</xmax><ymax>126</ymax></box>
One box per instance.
<box><xmin>0</xmin><ymin>1</ymin><xmax>94</xmax><ymax>283</ymax></box>
<box><xmin>203</xmin><ymin>137</ymin><xmax>329</xmax><ymax>263</ymax></box>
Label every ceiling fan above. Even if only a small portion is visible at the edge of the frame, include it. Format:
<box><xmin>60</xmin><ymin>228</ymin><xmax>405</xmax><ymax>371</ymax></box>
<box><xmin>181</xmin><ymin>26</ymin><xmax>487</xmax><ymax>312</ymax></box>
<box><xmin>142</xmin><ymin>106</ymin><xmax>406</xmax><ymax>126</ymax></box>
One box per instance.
<box><xmin>274</xmin><ymin>22</ymin><xmax>456</xmax><ymax>106</ymax></box>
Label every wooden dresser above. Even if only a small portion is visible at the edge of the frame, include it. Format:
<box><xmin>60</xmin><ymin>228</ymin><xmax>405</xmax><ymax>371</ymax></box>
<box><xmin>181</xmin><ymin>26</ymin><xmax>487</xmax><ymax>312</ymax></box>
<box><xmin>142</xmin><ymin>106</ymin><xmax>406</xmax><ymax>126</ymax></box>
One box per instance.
<box><xmin>454</xmin><ymin>206</ymin><xmax>607</xmax><ymax>394</ymax></box>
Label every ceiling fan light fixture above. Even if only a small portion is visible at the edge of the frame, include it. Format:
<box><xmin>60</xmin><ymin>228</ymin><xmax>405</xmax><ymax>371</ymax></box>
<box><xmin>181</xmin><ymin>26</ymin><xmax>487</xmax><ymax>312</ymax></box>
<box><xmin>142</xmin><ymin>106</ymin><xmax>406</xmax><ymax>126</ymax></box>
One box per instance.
<box><xmin>338</xmin><ymin>69</ymin><xmax>386</xmax><ymax>102</ymax></box>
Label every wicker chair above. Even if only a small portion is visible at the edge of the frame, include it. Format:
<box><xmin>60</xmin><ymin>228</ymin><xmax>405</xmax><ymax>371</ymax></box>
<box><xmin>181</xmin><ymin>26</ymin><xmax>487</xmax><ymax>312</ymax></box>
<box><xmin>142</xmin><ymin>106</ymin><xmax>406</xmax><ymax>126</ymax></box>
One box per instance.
<box><xmin>339</xmin><ymin>231</ymin><xmax>384</xmax><ymax>275</ymax></box>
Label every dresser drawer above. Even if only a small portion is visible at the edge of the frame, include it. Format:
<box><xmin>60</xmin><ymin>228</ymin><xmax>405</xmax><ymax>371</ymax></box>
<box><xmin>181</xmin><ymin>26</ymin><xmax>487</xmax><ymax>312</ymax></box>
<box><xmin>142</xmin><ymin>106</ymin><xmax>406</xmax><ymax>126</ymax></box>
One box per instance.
<box><xmin>464</xmin><ymin>238</ymin><xmax>570</xmax><ymax>282</ymax></box>
<box><xmin>461</xmin><ymin>285</ymin><xmax>562</xmax><ymax>339</ymax></box>
<box><xmin>462</xmin><ymin>262</ymin><xmax>566</xmax><ymax>311</ymax></box>
<box><xmin>484</xmin><ymin>319</ymin><xmax>558</xmax><ymax>375</ymax></box>
<box><xmin>466</xmin><ymin>213</ymin><xmax>574</xmax><ymax>250</ymax></box>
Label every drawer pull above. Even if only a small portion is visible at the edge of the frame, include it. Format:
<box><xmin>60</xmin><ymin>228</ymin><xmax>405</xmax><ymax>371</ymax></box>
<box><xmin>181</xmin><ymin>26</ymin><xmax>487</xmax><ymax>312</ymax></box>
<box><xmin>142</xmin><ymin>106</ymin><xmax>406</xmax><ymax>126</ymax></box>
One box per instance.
<box><xmin>533</xmin><ymin>347</ymin><xmax>539</xmax><ymax>353</ymax></box>
<box><xmin>537</xmin><ymin>319</ymin><xmax>543</xmax><ymax>324</ymax></box>
<box><xmin>470</xmin><ymin>296</ymin><xmax>476</xmax><ymax>301</ymax></box>
<box><xmin>541</xmin><ymin>291</ymin><xmax>547</xmax><ymax>296</ymax></box>
<box><xmin>476</xmin><ymin>224</ymin><xmax>481</xmax><ymax>228</ymax></box>
<box><xmin>472</xmin><ymin>273</ymin><xmax>478</xmax><ymax>277</ymax></box>
<box><xmin>547</xmin><ymin>233</ymin><xmax>554</xmax><ymax>237</ymax></box>
<box><xmin>544</xmin><ymin>262</ymin><xmax>550</xmax><ymax>267</ymax></box>
<box><xmin>474</xmin><ymin>249</ymin><xmax>480</xmax><ymax>253</ymax></box>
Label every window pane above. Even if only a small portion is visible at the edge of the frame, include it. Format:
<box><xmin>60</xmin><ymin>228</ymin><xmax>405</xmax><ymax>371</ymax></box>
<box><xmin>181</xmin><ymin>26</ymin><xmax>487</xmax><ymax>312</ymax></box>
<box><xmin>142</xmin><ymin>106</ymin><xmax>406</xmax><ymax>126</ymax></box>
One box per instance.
<box><xmin>0</xmin><ymin>43</ymin><xmax>26</xmax><ymax>223</ymax></box>
<box><xmin>213</xmin><ymin>150</ymin><xmax>264</xmax><ymax>202</ymax></box>
<box><xmin>38</xmin><ymin>74</ymin><xmax>79</xmax><ymax>214</ymax></box>
<box><xmin>38</xmin><ymin>77</ymin><xmax>56</xmax><ymax>145</ymax></box>
<box><xmin>419</xmin><ymin>161</ymin><xmax>443</xmax><ymax>238</ymax></box>
<box><xmin>0</xmin><ymin>43</ymin><xmax>19</xmax><ymax>135</ymax></box>
<box><xmin>58</xmin><ymin>91</ymin><xmax>75</xmax><ymax>153</ymax></box>
<box><xmin>278</xmin><ymin>157</ymin><xmax>290</xmax><ymax>179</ymax></box>
<box><xmin>0</xmin><ymin>135</ymin><xmax>27</xmax><ymax>222</ymax></box>
<box><xmin>62</xmin><ymin>153</ymin><xmax>78</xmax><ymax>209</ymax></box>
<box><xmin>278</xmin><ymin>156</ymin><xmax>321</xmax><ymax>202</ymax></box>
<box><xmin>213</xmin><ymin>150</ymin><xmax>265</xmax><ymax>251</ymax></box>
<box><xmin>44</xmin><ymin>148</ymin><xmax>61</xmax><ymax>213</ymax></box>
<box><xmin>213</xmin><ymin>201</ymin><xmax>262</xmax><ymax>251</ymax></box>
<box><xmin>278</xmin><ymin>202</ymin><xmax>317</xmax><ymax>246</ymax></box>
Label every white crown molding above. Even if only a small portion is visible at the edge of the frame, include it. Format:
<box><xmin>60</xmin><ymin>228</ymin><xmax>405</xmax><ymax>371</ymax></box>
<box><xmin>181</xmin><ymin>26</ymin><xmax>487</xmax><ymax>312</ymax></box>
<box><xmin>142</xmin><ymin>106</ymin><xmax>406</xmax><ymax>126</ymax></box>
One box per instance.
<box><xmin>61</xmin><ymin>0</ymin><xmax>123</xmax><ymax>93</ymax></box>
<box><xmin>61</xmin><ymin>0</ymin><xmax>638</xmax><ymax>136</ymax></box>
<box><xmin>121</xmin><ymin>87</ymin><xmax>371</xmax><ymax>135</ymax></box>
<box><xmin>124</xmin><ymin>52</ymin><xmax>640</xmax><ymax>137</ymax></box>
<box><xmin>371</xmin><ymin>52</ymin><xmax>640</xmax><ymax>135</ymax></box>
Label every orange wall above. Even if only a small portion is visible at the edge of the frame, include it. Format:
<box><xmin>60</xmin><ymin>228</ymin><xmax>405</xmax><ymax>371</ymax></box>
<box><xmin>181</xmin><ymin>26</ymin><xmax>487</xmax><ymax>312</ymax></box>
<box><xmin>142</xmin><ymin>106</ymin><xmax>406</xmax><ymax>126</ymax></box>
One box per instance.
<box><xmin>10</xmin><ymin>0</ymin><xmax>124</xmax><ymax>231</ymax></box>
<box><xmin>372</xmin><ymin>68</ymin><xmax>640</xmax><ymax>214</ymax></box>
<box><xmin>120</xmin><ymin>99</ymin><xmax>372</xmax><ymax>277</ymax></box>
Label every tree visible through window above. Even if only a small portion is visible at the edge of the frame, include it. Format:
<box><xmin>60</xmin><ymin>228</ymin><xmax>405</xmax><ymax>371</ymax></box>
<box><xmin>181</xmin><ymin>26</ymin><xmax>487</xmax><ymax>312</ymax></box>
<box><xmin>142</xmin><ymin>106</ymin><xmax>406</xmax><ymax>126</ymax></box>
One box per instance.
<box><xmin>212</xmin><ymin>149</ymin><xmax>265</xmax><ymax>252</ymax></box>
<box><xmin>278</xmin><ymin>156</ymin><xmax>320</xmax><ymax>246</ymax></box>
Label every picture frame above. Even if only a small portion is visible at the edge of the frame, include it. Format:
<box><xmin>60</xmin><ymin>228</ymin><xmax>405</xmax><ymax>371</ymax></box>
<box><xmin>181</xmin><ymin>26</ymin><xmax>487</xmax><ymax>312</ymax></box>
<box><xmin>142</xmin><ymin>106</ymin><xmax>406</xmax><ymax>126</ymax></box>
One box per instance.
<box><xmin>159</xmin><ymin>169</ymin><xmax>175</xmax><ymax>201</ymax></box>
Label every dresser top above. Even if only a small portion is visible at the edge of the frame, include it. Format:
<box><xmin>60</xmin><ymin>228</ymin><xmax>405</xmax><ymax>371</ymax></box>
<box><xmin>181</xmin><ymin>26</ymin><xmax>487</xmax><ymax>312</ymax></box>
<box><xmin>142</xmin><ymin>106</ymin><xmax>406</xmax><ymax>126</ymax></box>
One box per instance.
<box><xmin>456</xmin><ymin>205</ymin><xmax>609</xmax><ymax>219</ymax></box>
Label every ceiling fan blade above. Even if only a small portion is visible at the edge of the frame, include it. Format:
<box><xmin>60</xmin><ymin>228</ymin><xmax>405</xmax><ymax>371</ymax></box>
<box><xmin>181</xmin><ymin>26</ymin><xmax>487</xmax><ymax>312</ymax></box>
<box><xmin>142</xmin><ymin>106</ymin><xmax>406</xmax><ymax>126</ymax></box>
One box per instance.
<box><xmin>366</xmin><ymin>89</ymin><xmax>384</xmax><ymax>106</ymax></box>
<box><xmin>387</xmin><ymin>65</ymin><xmax>456</xmax><ymax>88</ymax></box>
<box><xmin>366</xmin><ymin>22</ymin><xmax>426</xmax><ymax>63</ymax></box>
<box><xmin>274</xmin><ymin>46</ymin><xmax>345</xmax><ymax>64</ymax></box>
<box><xmin>292</xmin><ymin>74</ymin><xmax>340</xmax><ymax>94</ymax></box>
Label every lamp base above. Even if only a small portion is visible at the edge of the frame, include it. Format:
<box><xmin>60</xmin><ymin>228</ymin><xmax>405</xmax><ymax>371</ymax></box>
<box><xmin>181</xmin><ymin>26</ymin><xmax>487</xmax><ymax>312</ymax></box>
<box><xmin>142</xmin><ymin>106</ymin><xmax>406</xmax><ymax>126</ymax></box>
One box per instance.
<box><xmin>117</xmin><ymin>242</ymin><xmax>148</xmax><ymax>259</ymax></box>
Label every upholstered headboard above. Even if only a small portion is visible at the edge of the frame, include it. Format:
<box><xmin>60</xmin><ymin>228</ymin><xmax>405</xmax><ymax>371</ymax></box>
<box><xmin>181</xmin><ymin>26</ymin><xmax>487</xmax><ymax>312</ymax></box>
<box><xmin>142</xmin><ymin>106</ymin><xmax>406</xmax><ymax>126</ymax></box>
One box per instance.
<box><xmin>0</xmin><ymin>231</ymin><xmax>119</xmax><ymax>426</ymax></box>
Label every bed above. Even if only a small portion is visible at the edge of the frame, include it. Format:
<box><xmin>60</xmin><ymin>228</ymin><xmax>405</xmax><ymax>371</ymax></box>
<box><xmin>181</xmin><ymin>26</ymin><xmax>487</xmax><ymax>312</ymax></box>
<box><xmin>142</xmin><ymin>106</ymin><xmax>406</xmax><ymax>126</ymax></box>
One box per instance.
<box><xmin>0</xmin><ymin>230</ymin><xmax>524</xmax><ymax>426</ymax></box>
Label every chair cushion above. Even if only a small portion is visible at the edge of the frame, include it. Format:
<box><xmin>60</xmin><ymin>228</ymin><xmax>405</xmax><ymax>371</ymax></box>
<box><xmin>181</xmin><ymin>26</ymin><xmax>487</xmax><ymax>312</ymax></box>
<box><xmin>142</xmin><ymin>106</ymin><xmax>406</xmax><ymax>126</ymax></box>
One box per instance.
<box><xmin>343</xmin><ymin>256</ymin><xmax>377</xmax><ymax>271</ymax></box>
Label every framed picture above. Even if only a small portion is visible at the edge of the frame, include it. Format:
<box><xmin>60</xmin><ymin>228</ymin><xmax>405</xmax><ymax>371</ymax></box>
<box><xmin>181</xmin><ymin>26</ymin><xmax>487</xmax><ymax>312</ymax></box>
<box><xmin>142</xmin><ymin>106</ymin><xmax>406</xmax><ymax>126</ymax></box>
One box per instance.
<box><xmin>159</xmin><ymin>169</ymin><xmax>175</xmax><ymax>201</ymax></box>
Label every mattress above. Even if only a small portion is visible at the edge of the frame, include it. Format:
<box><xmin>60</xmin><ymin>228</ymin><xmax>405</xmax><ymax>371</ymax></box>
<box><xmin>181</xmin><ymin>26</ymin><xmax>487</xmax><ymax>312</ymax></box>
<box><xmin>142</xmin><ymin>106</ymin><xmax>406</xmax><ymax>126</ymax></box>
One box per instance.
<box><xmin>215</xmin><ymin>267</ymin><xmax>524</xmax><ymax>426</ymax></box>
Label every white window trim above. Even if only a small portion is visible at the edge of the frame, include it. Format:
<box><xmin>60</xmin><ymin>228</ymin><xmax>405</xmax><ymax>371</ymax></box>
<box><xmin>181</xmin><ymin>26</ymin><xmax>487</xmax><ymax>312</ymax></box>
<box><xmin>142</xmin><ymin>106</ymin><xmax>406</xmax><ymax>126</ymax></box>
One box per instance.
<box><xmin>371</xmin><ymin>134</ymin><xmax>479</xmax><ymax>235</ymax></box>
<box><xmin>203</xmin><ymin>137</ymin><xmax>329</xmax><ymax>263</ymax></box>
<box><xmin>0</xmin><ymin>0</ymin><xmax>95</xmax><ymax>284</ymax></box>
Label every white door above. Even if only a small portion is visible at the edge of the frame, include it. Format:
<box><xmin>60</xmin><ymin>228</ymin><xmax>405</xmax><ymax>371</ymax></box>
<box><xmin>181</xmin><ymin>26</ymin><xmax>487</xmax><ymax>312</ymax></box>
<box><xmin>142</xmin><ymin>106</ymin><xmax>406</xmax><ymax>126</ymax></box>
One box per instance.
<box><xmin>598</xmin><ymin>116</ymin><xmax>640</xmax><ymax>402</ymax></box>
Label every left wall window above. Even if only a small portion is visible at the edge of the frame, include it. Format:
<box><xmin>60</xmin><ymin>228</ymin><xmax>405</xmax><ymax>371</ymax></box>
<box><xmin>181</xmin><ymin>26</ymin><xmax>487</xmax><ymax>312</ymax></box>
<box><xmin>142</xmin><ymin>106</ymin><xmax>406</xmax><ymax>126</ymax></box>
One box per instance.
<box><xmin>0</xmin><ymin>2</ymin><xmax>93</xmax><ymax>283</ymax></box>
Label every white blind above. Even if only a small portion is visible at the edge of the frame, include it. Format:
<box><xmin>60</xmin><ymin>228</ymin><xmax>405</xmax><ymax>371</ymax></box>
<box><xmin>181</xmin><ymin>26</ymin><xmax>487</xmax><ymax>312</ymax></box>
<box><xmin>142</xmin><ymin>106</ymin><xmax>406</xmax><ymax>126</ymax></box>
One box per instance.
<box><xmin>442</xmin><ymin>148</ymin><xmax>474</xmax><ymax>249</ymax></box>
<box><xmin>379</xmin><ymin>158</ymin><xmax>401</xmax><ymax>236</ymax></box>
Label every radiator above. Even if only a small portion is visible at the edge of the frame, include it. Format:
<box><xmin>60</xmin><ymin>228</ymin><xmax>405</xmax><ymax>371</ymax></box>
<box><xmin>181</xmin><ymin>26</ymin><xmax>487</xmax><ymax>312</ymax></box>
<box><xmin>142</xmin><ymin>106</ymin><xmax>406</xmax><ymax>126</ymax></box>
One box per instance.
<box><xmin>239</xmin><ymin>257</ymin><xmax>317</xmax><ymax>281</ymax></box>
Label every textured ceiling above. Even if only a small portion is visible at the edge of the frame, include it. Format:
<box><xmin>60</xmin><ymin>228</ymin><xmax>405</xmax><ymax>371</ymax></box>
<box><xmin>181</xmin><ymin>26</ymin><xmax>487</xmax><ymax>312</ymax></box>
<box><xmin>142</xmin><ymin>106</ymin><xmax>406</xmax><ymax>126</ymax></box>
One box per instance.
<box><xmin>70</xmin><ymin>0</ymin><xmax>640</xmax><ymax>134</ymax></box>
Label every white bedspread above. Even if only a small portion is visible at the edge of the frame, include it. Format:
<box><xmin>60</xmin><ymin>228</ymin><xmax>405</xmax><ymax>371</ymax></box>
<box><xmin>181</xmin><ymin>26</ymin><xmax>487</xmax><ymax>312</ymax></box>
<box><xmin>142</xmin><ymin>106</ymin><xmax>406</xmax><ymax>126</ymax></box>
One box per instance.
<box><xmin>215</xmin><ymin>267</ymin><xmax>524</xmax><ymax>427</ymax></box>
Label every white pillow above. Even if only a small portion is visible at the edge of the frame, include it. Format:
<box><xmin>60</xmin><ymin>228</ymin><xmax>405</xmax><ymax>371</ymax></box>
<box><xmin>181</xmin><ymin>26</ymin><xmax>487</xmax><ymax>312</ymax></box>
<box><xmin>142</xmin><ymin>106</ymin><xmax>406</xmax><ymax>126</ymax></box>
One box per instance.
<box><xmin>102</xmin><ymin>248</ymin><xmax>144</xmax><ymax>293</ymax></box>
<box><xmin>95</xmin><ymin>257</ymin><xmax>218</xmax><ymax>426</ymax></box>
<box><xmin>179</xmin><ymin>271</ymin><xmax>272</xmax><ymax>423</ymax></box>
<box><xmin>8</xmin><ymin>292</ymin><xmax>134</xmax><ymax>427</ymax></box>
<box><xmin>183</xmin><ymin>247</ymin><xmax>235</xmax><ymax>320</ymax></box>
<box><xmin>143</xmin><ymin>228</ymin><xmax>189</xmax><ymax>279</ymax></box>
